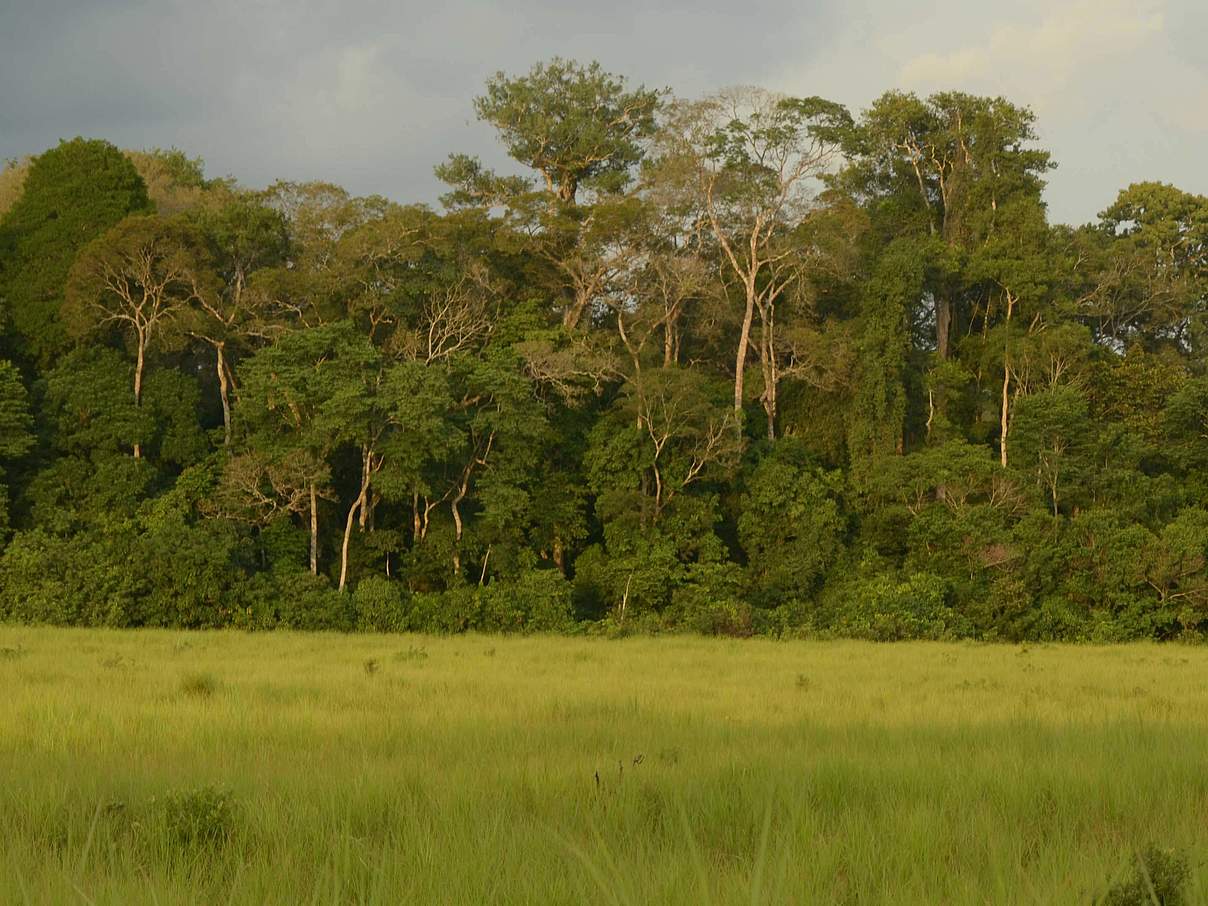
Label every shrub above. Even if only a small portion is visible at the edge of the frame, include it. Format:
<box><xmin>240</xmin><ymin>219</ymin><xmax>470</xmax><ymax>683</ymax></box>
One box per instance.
<box><xmin>479</xmin><ymin>570</ymin><xmax>574</xmax><ymax>632</ymax></box>
<box><xmin>1101</xmin><ymin>845</ymin><xmax>1189</xmax><ymax>906</ymax></box>
<box><xmin>155</xmin><ymin>787</ymin><xmax>238</xmax><ymax>849</ymax></box>
<box><xmin>179</xmin><ymin>672</ymin><xmax>218</xmax><ymax>698</ymax></box>
<box><xmin>826</xmin><ymin>570</ymin><xmax>965</xmax><ymax>641</ymax></box>
<box><xmin>407</xmin><ymin>586</ymin><xmax>481</xmax><ymax>633</ymax></box>
<box><xmin>353</xmin><ymin>575</ymin><xmax>409</xmax><ymax>632</ymax></box>
<box><xmin>270</xmin><ymin>571</ymin><xmax>353</xmax><ymax>631</ymax></box>
<box><xmin>405</xmin><ymin>570</ymin><xmax>574</xmax><ymax>634</ymax></box>
<box><xmin>665</xmin><ymin>563</ymin><xmax>752</xmax><ymax>636</ymax></box>
<box><xmin>0</xmin><ymin>527</ymin><xmax>144</xmax><ymax>627</ymax></box>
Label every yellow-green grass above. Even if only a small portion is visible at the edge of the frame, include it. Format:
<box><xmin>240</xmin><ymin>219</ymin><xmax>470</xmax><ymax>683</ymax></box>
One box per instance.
<box><xmin>1</xmin><ymin>627</ymin><xmax>1206</xmax><ymax>904</ymax></box>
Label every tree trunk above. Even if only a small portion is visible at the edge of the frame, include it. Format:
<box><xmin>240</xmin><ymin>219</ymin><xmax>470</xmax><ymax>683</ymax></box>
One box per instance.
<box><xmin>335</xmin><ymin>451</ymin><xmax>372</xmax><ymax>591</ymax></box>
<box><xmin>359</xmin><ymin>491</ymin><xmax>377</xmax><ymax>531</ymax></box>
<box><xmin>133</xmin><ymin>333</ymin><xmax>146</xmax><ymax>460</ymax></box>
<box><xmin>309</xmin><ymin>481</ymin><xmax>319</xmax><ymax>576</ymax></box>
<box><xmin>936</xmin><ymin>297</ymin><xmax>953</xmax><ymax>360</ymax></box>
<box><xmin>999</xmin><ymin>365</ymin><xmax>1010</xmax><ymax>468</ymax></box>
<box><xmin>216</xmin><ymin>342</ymin><xmax>232</xmax><ymax>447</ymax></box>
<box><xmin>734</xmin><ymin>281</ymin><xmax>756</xmax><ymax>416</ymax></box>
<box><xmin>562</xmin><ymin>298</ymin><xmax>586</xmax><ymax>331</ymax></box>
<box><xmin>451</xmin><ymin>489</ymin><xmax>465</xmax><ymax>576</ymax></box>
<box><xmin>759</xmin><ymin>308</ymin><xmax>777</xmax><ymax>441</ymax></box>
<box><xmin>999</xmin><ymin>292</ymin><xmax>1015</xmax><ymax>468</ymax></box>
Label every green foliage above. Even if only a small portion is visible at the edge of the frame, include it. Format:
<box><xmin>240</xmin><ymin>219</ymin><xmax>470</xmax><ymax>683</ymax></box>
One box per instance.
<box><xmin>265</xmin><ymin>571</ymin><xmax>353</xmax><ymax>631</ymax></box>
<box><xmin>738</xmin><ymin>439</ymin><xmax>846</xmax><ymax>608</ymax></box>
<box><xmin>1010</xmin><ymin>386</ymin><xmax>1093</xmax><ymax>515</ymax></box>
<box><xmin>406</xmin><ymin>571</ymin><xmax>573</xmax><ymax>634</ymax></box>
<box><xmin>446</xmin><ymin>57</ymin><xmax>660</xmax><ymax>203</ymax></box>
<box><xmin>1100</xmin><ymin>845</ymin><xmax>1190</xmax><ymax>906</ymax></box>
<box><xmin>665</xmin><ymin>561</ymin><xmax>753</xmax><ymax>636</ymax></box>
<box><xmin>0</xmin><ymin>138</ymin><xmax>151</xmax><ymax>363</ymax></box>
<box><xmin>0</xmin><ymin>72</ymin><xmax>1203</xmax><ymax>641</ymax></box>
<box><xmin>353</xmin><ymin>575</ymin><xmax>410</xmax><ymax>632</ymax></box>
<box><xmin>154</xmin><ymin>787</ymin><xmax>238</xmax><ymax>850</ymax></box>
<box><xmin>825</xmin><ymin>570</ymin><xmax>964</xmax><ymax>641</ymax></box>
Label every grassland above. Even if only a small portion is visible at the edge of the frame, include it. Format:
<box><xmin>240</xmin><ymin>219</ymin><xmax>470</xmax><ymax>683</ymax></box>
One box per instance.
<box><xmin>1</xmin><ymin>627</ymin><xmax>1207</xmax><ymax>904</ymax></box>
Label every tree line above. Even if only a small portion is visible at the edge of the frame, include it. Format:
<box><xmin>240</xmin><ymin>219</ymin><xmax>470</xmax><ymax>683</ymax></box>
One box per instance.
<box><xmin>0</xmin><ymin>58</ymin><xmax>1205</xmax><ymax>640</ymax></box>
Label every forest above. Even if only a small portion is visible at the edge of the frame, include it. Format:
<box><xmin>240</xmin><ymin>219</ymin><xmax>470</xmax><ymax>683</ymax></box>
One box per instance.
<box><xmin>0</xmin><ymin>58</ymin><xmax>1205</xmax><ymax>642</ymax></box>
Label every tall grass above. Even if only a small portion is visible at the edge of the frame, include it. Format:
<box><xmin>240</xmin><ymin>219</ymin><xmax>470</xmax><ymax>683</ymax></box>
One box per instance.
<box><xmin>1</xmin><ymin>626</ymin><xmax>1206</xmax><ymax>904</ymax></box>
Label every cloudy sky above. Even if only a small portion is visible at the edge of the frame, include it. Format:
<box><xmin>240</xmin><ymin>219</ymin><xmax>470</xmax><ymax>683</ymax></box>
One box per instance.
<box><xmin>2</xmin><ymin>0</ymin><xmax>1204</xmax><ymax>225</ymax></box>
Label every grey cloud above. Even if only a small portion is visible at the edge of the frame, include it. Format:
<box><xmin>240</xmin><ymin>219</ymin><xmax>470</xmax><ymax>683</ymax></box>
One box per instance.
<box><xmin>1</xmin><ymin>0</ymin><xmax>1203</xmax><ymax>223</ymax></box>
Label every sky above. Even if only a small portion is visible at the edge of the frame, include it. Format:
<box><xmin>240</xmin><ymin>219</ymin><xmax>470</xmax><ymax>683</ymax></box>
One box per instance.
<box><xmin>1</xmin><ymin>0</ymin><xmax>1204</xmax><ymax>226</ymax></box>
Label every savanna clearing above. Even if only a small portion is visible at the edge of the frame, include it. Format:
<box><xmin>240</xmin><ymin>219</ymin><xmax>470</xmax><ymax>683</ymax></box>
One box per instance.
<box><xmin>1</xmin><ymin>627</ymin><xmax>1206</xmax><ymax>904</ymax></box>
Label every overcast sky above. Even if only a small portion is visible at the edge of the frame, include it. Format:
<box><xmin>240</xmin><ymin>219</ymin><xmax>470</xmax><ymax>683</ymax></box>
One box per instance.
<box><xmin>1</xmin><ymin>0</ymin><xmax>1204</xmax><ymax>226</ymax></box>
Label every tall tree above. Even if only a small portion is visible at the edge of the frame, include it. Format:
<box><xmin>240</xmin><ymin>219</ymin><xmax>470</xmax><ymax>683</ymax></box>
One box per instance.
<box><xmin>190</xmin><ymin>193</ymin><xmax>289</xmax><ymax>444</ymax></box>
<box><xmin>0</xmin><ymin>361</ymin><xmax>33</xmax><ymax>535</ymax></box>
<box><xmin>652</xmin><ymin>88</ymin><xmax>851</xmax><ymax>431</ymax></box>
<box><xmin>234</xmin><ymin>322</ymin><xmax>375</xmax><ymax>576</ymax></box>
<box><xmin>439</xmin><ymin>57</ymin><xmax>660</xmax><ymax>206</ymax></box>
<box><xmin>1075</xmin><ymin>182</ymin><xmax>1208</xmax><ymax>353</ymax></box>
<box><xmin>64</xmin><ymin>215</ymin><xmax>215</xmax><ymax>458</ymax></box>
<box><xmin>0</xmin><ymin>138</ymin><xmax>151</xmax><ymax>365</ymax></box>
<box><xmin>839</xmin><ymin>92</ymin><xmax>1052</xmax><ymax>360</ymax></box>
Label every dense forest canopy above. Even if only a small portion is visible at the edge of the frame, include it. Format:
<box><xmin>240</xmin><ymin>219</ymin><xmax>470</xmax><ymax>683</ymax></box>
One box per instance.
<box><xmin>0</xmin><ymin>59</ymin><xmax>1205</xmax><ymax>640</ymax></box>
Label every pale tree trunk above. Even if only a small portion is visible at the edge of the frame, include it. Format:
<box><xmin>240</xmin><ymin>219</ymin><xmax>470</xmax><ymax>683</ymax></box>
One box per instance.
<box><xmin>309</xmin><ymin>482</ymin><xmax>319</xmax><ymax>576</ymax></box>
<box><xmin>338</xmin><ymin>447</ymin><xmax>374</xmax><ymax>592</ymax></box>
<box><xmin>133</xmin><ymin>331</ymin><xmax>146</xmax><ymax>460</ymax></box>
<box><xmin>359</xmin><ymin>492</ymin><xmax>376</xmax><ymax>531</ymax></box>
<box><xmin>451</xmin><ymin>488</ymin><xmax>465</xmax><ymax>576</ymax></box>
<box><xmin>216</xmin><ymin>342</ymin><xmax>232</xmax><ymax>447</ymax></box>
<box><xmin>759</xmin><ymin>306</ymin><xmax>777</xmax><ymax>440</ymax></box>
<box><xmin>999</xmin><ymin>293</ymin><xmax>1015</xmax><ymax>468</ymax></box>
<box><xmin>734</xmin><ymin>278</ymin><xmax>756</xmax><ymax>416</ymax></box>
<box><xmin>562</xmin><ymin>297</ymin><xmax>587</xmax><ymax>331</ymax></box>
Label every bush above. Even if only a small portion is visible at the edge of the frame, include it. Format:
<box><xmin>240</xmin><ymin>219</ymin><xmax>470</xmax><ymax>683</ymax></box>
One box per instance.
<box><xmin>826</xmin><ymin>570</ymin><xmax>965</xmax><ymax>641</ymax></box>
<box><xmin>665</xmin><ymin>563</ymin><xmax>752</xmax><ymax>636</ymax></box>
<box><xmin>154</xmin><ymin>787</ymin><xmax>238</xmax><ymax>849</ymax></box>
<box><xmin>405</xmin><ymin>570</ymin><xmax>574</xmax><ymax>634</ymax></box>
<box><xmin>479</xmin><ymin>570</ymin><xmax>574</xmax><ymax>632</ymax></box>
<box><xmin>407</xmin><ymin>587</ymin><xmax>481</xmax><ymax>633</ymax></box>
<box><xmin>269</xmin><ymin>571</ymin><xmax>353</xmax><ymax>631</ymax></box>
<box><xmin>135</xmin><ymin>520</ymin><xmax>250</xmax><ymax>628</ymax></box>
<box><xmin>1101</xmin><ymin>845</ymin><xmax>1189</xmax><ymax>906</ymax></box>
<box><xmin>0</xmin><ymin>527</ymin><xmax>144</xmax><ymax>627</ymax></box>
<box><xmin>353</xmin><ymin>575</ymin><xmax>409</xmax><ymax>632</ymax></box>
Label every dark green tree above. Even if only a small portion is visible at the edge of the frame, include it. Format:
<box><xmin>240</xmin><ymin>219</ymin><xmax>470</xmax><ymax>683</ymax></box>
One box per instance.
<box><xmin>0</xmin><ymin>138</ymin><xmax>151</xmax><ymax>364</ymax></box>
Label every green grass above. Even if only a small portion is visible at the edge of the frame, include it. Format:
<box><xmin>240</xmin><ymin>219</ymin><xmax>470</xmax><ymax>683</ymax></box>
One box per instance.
<box><xmin>2</xmin><ymin>627</ymin><xmax>1207</xmax><ymax>904</ymax></box>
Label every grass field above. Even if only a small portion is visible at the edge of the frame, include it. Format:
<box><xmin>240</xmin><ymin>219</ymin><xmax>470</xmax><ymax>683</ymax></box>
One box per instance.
<box><xmin>2</xmin><ymin>627</ymin><xmax>1207</xmax><ymax>904</ymax></box>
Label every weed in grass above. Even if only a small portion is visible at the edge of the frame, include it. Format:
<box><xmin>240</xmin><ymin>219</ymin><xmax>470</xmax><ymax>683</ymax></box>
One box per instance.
<box><xmin>393</xmin><ymin>645</ymin><xmax>428</xmax><ymax>662</ymax></box>
<box><xmin>154</xmin><ymin>787</ymin><xmax>238</xmax><ymax>850</ymax></box>
<box><xmin>0</xmin><ymin>646</ymin><xmax>23</xmax><ymax>660</ymax></box>
<box><xmin>657</xmin><ymin>747</ymin><xmax>681</xmax><ymax>765</ymax></box>
<box><xmin>179</xmin><ymin>672</ymin><xmax>218</xmax><ymax>698</ymax></box>
<box><xmin>363</xmin><ymin>658</ymin><xmax>380</xmax><ymax>675</ymax></box>
<box><xmin>795</xmin><ymin>673</ymin><xmax>810</xmax><ymax>690</ymax></box>
<box><xmin>1100</xmin><ymin>846</ymin><xmax>1190</xmax><ymax>906</ymax></box>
